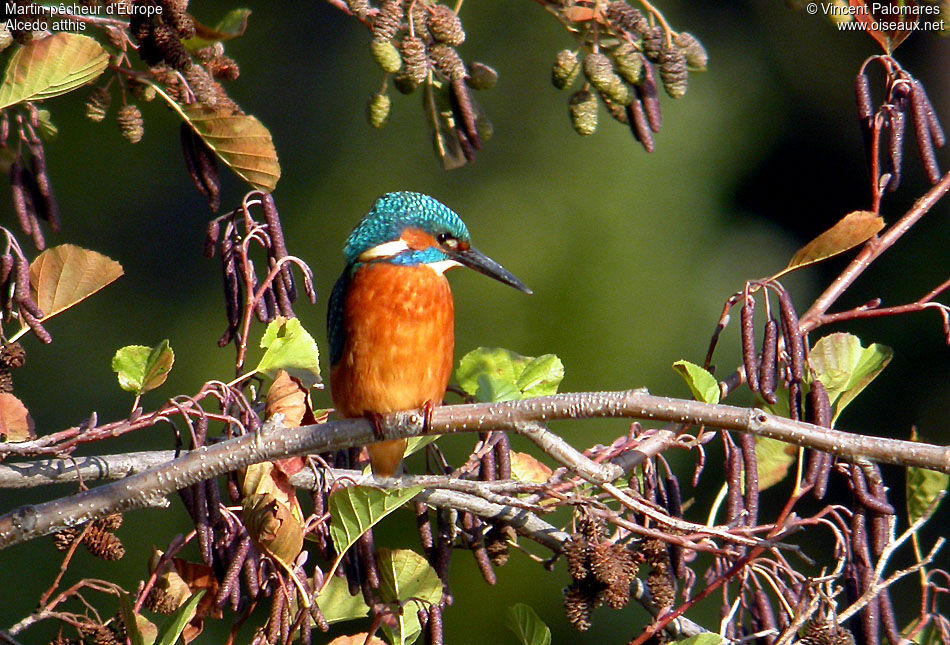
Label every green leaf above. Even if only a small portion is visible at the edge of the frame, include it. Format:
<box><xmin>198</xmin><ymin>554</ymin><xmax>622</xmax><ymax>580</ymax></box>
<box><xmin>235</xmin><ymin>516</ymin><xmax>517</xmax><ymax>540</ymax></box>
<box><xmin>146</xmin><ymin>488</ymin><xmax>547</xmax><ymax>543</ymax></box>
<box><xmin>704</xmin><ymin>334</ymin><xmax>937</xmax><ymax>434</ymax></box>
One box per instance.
<box><xmin>118</xmin><ymin>592</ymin><xmax>157</xmax><ymax>645</ymax></box>
<box><xmin>755</xmin><ymin>436</ymin><xmax>797</xmax><ymax>491</ymax></box>
<box><xmin>456</xmin><ymin>348</ymin><xmax>564</xmax><ymax>403</ymax></box>
<box><xmin>183</xmin><ymin>8</ymin><xmax>252</xmax><ymax>50</ymax></box>
<box><xmin>35</xmin><ymin>109</ymin><xmax>57</xmax><ymax>139</ymax></box>
<box><xmin>810</xmin><ymin>333</ymin><xmax>892</xmax><ymax>421</ymax></box>
<box><xmin>377</xmin><ymin>548</ymin><xmax>442</xmax><ymax>645</ymax></box>
<box><xmin>0</xmin><ymin>33</ymin><xmax>108</xmax><ymax>109</ymax></box>
<box><xmin>904</xmin><ymin>617</ymin><xmax>943</xmax><ymax>645</ymax></box>
<box><xmin>155</xmin><ymin>590</ymin><xmax>205</xmax><ymax>645</ymax></box>
<box><xmin>906</xmin><ymin>431</ymin><xmax>949</xmax><ymax>525</ymax></box>
<box><xmin>257</xmin><ymin>317</ymin><xmax>322</xmax><ymax>388</ymax></box>
<box><xmin>505</xmin><ymin>603</ymin><xmax>552</xmax><ymax>645</ymax></box>
<box><xmin>316</xmin><ymin>575</ymin><xmax>370</xmax><ymax>624</ymax></box>
<box><xmin>672</xmin><ymin>360</ymin><xmax>720</xmax><ymax>404</ymax></box>
<box><xmin>404</xmin><ymin>435</ymin><xmax>439</xmax><ymax>458</ymax></box>
<box><xmin>112</xmin><ymin>340</ymin><xmax>175</xmax><ymax>395</ymax></box>
<box><xmin>328</xmin><ymin>486</ymin><xmax>423</xmax><ymax>559</ymax></box>
<box><xmin>669</xmin><ymin>635</ymin><xmax>725</xmax><ymax>645</ymax></box>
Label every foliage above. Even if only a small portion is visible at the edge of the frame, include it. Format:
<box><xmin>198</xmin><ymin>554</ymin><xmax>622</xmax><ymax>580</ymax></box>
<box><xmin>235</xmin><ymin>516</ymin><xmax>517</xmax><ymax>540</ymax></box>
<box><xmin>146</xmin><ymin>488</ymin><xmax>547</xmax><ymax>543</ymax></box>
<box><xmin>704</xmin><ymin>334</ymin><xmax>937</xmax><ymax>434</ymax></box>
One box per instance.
<box><xmin>0</xmin><ymin>2</ymin><xmax>947</xmax><ymax>645</ymax></box>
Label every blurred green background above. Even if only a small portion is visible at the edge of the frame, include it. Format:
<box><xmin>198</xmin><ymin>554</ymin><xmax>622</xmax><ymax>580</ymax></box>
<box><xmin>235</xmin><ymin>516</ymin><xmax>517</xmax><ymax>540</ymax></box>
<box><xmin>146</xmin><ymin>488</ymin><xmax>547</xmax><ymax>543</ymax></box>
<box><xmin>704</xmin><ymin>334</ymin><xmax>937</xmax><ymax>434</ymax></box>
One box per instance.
<box><xmin>0</xmin><ymin>1</ymin><xmax>948</xmax><ymax>642</ymax></box>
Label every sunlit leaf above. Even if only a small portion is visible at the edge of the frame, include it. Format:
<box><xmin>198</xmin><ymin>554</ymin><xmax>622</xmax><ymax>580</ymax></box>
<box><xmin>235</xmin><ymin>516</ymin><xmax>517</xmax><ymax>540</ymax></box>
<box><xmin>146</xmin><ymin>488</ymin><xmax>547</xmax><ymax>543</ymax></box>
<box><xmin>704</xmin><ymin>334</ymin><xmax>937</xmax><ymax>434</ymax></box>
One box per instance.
<box><xmin>328</xmin><ymin>485</ymin><xmax>423</xmax><ymax>558</ymax></box>
<box><xmin>506</xmin><ymin>603</ymin><xmax>552</xmax><ymax>645</ymax></box>
<box><xmin>0</xmin><ymin>33</ymin><xmax>108</xmax><ymax>109</ymax></box>
<box><xmin>257</xmin><ymin>317</ymin><xmax>322</xmax><ymax>388</ymax></box>
<box><xmin>327</xmin><ymin>635</ymin><xmax>387</xmax><ymax>645</ymax></box>
<box><xmin>377</xmin><ymin>548</ymin><xmax>442</xmax><ymax>645</ymax></box>
<box><xmin>35</xmin><ymin>109</ymin><xmax>57</xmax><ymax>139</ymax></box>
<box><xmin>850</xmin><ymin>0</ymin><xmax>918</xmax><ymax>52</ymax></box>
<box><xmin>184</xmin><ymin>8</ymin><xmax>251</xmax><ymax>50</ymax></box>
<box><xmin>510</xmin><ymin>451</ymin><xmax>553</xmax><ymax>483</ymax></box>
<box><xmin>906</xmin><ymin>430</ymin><xmax>948</xmax><ymax>525</ymax></box>
<box><xmin>0</xmin><ymin>393</ymin><xmax>35</xmax><ymax>442</ymax></box>
<box><xmin>30</xmin><ymin>244</ymin><xmax>123</xmax><ymax>321</ymax></box>
<box><xmin>118</xmin><ymin>593</ymin><xmax>157</xmax><ymax>645</ymax></box>
<box><xmin>776</xmin><ymin>210</ymin><xmax>884</xmax><ymax>278</ymax></box>
<box><xmin>404</xmin><ymin>434</ymin><xmax>439</xmax><ymax>458</ymax></box>
<box><xmin>672</xmin><ymin>360</ymin><xmax>720</xmax><ymax>404</ymax></box>
<box><xmin>155</xmin><ymin>591</ymin><xmax>205</xmax><ymax>645</ymax></box>
<box><xmin>111</xmin><ymin>340</ymin><xmax>174</xmax><ymax>395</ymax></box>
<box><xmin>317</xmin><ymin>575</ymin><xmax>371</xmax><ymax>624</ymax></box>
<box><xmin>810</xmin><ymin>333</ymin><xmax>892</xmax><ymax>421</ymax></box>
<box><xmin>755</xmin><ymin>436</ymin><xmax>797</xmax><ymax>491</ymax></box>
<box><xmin>242</xmin><ymin>493</ymin><xmax>304</xmax><ymax>567</ymax></box>
<box><xmin>265</xmin><ymin>369</ymin><xmax>311</xmax><ymax>426</ymax></box>
<box><xmin>457</xmin><ymin>347</ymin><xmax>564</xmax><ymax>403</ymax></box>
<box><xmin>150</xmin><ymin>85</ymin><xmax>280</xmax><ymax>191</ymax></box>
<box><xmin>669</xmin><ymin>635</ymin><xmax>725</xmax><ymax>645</ymax></box>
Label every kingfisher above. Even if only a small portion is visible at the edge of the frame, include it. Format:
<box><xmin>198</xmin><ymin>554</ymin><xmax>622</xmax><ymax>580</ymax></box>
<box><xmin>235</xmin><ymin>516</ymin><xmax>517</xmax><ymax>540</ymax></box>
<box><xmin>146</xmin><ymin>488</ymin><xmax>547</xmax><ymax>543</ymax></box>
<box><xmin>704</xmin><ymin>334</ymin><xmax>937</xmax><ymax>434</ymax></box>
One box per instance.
<box><xmin>328</xmin><ymin>192</ymin><xmax>532</xmax><ymax>477</ymax></box>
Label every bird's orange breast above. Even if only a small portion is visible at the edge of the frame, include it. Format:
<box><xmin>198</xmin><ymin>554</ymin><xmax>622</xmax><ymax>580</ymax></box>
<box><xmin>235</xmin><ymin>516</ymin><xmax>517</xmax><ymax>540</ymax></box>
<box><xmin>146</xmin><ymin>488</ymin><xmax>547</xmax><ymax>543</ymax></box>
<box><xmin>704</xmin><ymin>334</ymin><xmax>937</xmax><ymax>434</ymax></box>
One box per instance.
<box><xmin>330</xmin><ymin>262</ymin><xmax>455</xmax><ymax>419</ymax></box>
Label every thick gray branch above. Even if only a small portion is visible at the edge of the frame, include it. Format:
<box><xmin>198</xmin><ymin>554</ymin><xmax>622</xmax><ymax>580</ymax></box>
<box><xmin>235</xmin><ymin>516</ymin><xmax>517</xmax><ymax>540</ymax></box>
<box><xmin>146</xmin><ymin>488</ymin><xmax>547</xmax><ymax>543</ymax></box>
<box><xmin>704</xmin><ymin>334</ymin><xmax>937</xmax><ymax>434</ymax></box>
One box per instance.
<box><xmin>0</xmin><ymin>389</ymin><xmax>947</xmax><ymax>549</ymax></box>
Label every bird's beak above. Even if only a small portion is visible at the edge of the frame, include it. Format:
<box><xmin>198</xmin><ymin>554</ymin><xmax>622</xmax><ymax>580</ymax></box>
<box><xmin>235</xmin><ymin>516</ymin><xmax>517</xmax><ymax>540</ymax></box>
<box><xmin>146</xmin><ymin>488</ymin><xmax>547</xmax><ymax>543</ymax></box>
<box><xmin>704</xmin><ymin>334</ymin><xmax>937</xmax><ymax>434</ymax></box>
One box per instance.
<box><xmin>453</xmin><ymin>246</ymin><xmax>533</xmax><ymax>295</ymax></box>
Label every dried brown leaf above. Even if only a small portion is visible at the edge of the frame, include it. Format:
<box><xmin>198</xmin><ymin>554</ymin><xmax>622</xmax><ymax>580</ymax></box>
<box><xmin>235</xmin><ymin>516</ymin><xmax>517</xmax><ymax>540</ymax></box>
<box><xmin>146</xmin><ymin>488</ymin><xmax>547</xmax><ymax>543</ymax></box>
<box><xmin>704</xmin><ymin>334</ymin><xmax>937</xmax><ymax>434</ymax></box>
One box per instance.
<box><xmin>775</xmin><ymin>210</ymin><xmax>884</xmax><ymax>279</ymax></box>
<box><xmin>29</xmin><ymin>244</ymin><xmax>123</xmax><ymax>321</ymax></box>
<box><xmin>0</xmin><ymin>392</ymin><xmax>35</xmax><ymax>442</ymax></box>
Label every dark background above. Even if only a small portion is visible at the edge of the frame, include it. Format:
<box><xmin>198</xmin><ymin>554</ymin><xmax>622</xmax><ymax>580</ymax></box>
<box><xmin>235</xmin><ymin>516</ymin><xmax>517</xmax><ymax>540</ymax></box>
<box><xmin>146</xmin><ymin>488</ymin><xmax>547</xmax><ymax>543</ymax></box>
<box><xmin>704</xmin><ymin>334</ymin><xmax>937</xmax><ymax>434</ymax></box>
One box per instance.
<box><xmin>0</xmin><ymin>1</ymin><xmax>947</xmax><ymax>642</ymax></box>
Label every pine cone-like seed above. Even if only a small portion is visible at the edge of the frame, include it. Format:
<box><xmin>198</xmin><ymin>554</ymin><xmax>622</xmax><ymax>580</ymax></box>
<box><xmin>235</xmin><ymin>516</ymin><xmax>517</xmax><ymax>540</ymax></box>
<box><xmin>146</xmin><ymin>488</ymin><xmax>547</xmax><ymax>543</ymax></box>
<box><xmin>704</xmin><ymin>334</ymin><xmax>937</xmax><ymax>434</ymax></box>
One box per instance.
<box><xmin>0</xmin><ymin>341</ymin><xmax>26</xmax><ymax>369</ymax></box>
<box><xmin>584</xmin><ymin>52</ymin><xmax>631</xmax><ymax>105</ymax></box>
<box><xmin>605</xmin><ymin>1</ymin><xmax>648</xmax><ymax>34</ymax></box>
<box><xmin>91</xmin><ymin>624</ymin><xmax>119</xmax><ymax>645</ymax></box>
<box><xmin>646</xmin><ymin>568</ymin><xmax>675</xmax><ymax>608</ymax></box>
<box><xmin>552</xmin><ymin>49</ymin><xmax>580</xmax><ymax>90</ymax></box>
<box><xmin>373</xmin><ymin>0</ymin><xmax>405</xmax><ymax>41</ymax></box>
<box><xmin>371</xmin><ymin>38</ymin><xmax>403</xmax><ymax>74</ymax></box>
<box><xmin>485</xmin><ymin>532</ymin><xmax>510</xmax><ymax>567</ymax></box>
<box><xmin>658</xmin><ymin>46</ymin><xmax>687</xmax><ymax>98</ymax></box>
<box><xmin>569</xmin><ymin>89</ymin><xmax>598</xmax><ymax>136</ymax></box>
<box><xmin>429</xmin><ymin>4</ymin><xmax>465</xmax><ymax>46</ymax></box>
<box><xmin>52</xmin><ymin>527</ymin><xmax>81</xmax><ymax>551</ymax></box>
<box><xmin>589</xmin><ymin>540</ymin><xmax>613</xmax><ymax>584</ymax></box>
<box><xmin>85</xmin><ymin>87</ymin><xmax>112</xmax><ymax>122</ymax></box>
<box><xmin>409</xmin><ymin>1</ymin><xmax>429</xmax><ymax>33</ymax></box>
<box><xmin>563</xmin><ymin>584</ymin><xmax>593</xmax><ymax>631</ymax></box>
<box><xmin>117</xmin><ymin>105</ymin><xmax>144</xmax><ymax>144</ymax></box>
<box><xmin>833</xmin><ymin>628</ymin><xmax>855</xmax><ymax>645</ymax></box>
<box><xmin>95</xmin><ymin>513</ymin><xmax>123</xmax><ymax>532</ymax></box>
<box><xmin>429</xmin><ymin>43</ymin><xmax>466</xmax><ymax>81</ymax></box>
<box><xmin>393</xmin><ymin>71</ymin><xmax>420</xmax><ymax>94</ymax></box>
<box><xmin>466</xmin><ymin>61</ymin><xmax>498</xmax><ymax>90</ymax></box>
<box><xmin>346</xmin><ymin>0</ymin><xmax>370</xmax><ymax>19</ymax></box>
<box><xmin>84</xmin><ymin>526</ymin><xmax>126</xmax><ymax>560</ymax></box>
<box><xmin>674</xmin><ymin>32</ymin><xmax>707</xmax><ymax>70</ymax></box>
<box><xmin>144</xmin><ymin>586</ymin><xmax>179</xmax><ymax>614</ymax></box>
<box><xmin>209</xmin><ymin>55</ymin><xmax>240</xmax><ymax>81</ymax></box>
<box><xmin>0</xmin><ymin>24</ymin><xmax>13</xmax><ymax>52</ymax></box>
<box><xmin>0</xmin><ymin>370</ymin><xmax>12</xmax><ymax>394</ymax></box>
<box><xmin>367</xmin><ymin>92</ymin><xmax>392</xmax><ymax>128</ymax></box>
<box><xmin>639</xmin><ymin>537</ymin><xmax>666</xmax><ymax>566</ymax></box>
<box><xmin>563</xmin><ymin>533</ymin><xmax>590</xmax><ymax>581</ymax></box>
<box><xmin>129</xmin><ymin>79</ymin><xmax>157</xmax><ymax>102</ymax></box>
<box><xmin>642</xmin><ymin>26</ymin><xmax>664</xmax><ymax>62</ymax></box>
<box><xmin>612</xmin><ymin>42</ymin><xmax>644</xmax><ymax>85</ymax></box>
<box><xmin>151</xmin><ymin>22</ymin><xmax>191</xmax><ymax>71</ymax></box>
<box><xmin>400</xmin><ymin>36</ymin><xmax>428</xmax><ymax>85</ymax></box>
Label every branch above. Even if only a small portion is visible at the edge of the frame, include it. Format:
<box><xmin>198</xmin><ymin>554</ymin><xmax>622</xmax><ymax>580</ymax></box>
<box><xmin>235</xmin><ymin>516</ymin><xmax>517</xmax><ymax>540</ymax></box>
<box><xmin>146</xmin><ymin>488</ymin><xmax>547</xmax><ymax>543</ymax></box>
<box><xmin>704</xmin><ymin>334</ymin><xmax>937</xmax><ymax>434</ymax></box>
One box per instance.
<box><xmin>1</xmin><ymin>389</ymin><xmax>948</xmax><ymax>550</ymax></box>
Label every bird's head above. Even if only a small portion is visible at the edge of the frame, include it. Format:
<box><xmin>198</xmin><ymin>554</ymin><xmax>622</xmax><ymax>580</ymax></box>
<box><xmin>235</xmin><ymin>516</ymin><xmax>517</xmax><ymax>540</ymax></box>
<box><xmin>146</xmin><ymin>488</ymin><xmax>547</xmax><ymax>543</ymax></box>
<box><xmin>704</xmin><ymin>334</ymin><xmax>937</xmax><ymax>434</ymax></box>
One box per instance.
<box><xmin>343</xmin><ymin>192</ymin><xmax>532</xmax><ymax>294</ymax></box>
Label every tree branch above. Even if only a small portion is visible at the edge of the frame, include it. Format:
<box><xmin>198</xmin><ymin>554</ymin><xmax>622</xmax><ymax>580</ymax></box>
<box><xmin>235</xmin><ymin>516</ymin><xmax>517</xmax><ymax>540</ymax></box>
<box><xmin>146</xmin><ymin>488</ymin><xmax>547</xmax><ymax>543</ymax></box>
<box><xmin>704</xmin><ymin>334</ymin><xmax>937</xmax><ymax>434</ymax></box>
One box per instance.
<box><xmin>1</xmin><ymin>389</ymin><xmax>947</xmax><ymax>550</ymax></box>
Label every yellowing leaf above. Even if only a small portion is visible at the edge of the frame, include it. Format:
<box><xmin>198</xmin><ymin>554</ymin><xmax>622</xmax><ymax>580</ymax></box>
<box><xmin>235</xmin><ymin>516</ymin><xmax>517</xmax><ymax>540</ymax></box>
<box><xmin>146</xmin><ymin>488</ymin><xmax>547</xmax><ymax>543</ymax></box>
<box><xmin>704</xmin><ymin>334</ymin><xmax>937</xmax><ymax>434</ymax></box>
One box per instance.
<box><xmin>0</xmin><ymin>33</ymin><xmax>108</xmax><ymax>109</ymax></box>
<box><xmin>30</xmin><ymin>244</ymin><xmax>124</xmax><ymax>321</ymax></box>
<box><xmin>0</xmin><ymin>393</ymin><xmax>35</xmax><ymax>442</ymax></box>
<box><xmin>810</xmin><ymin>333</ymin><xmax>892</xmax><ymax>421</ymax></box>
<box><xmin>317</xmin><ymin>576</ymin><xmax>371</xmax><ymax>624</ymax></box>
<box><xmin>111</xmin><ymin>340</ymin><xmax>174</xmax><ymax>395</ymax></box>
<box><xmin>257</xmin><ymin>317</ymin><xmax>322</xmax><ymax>388</ymax></box>
<box><xmin>377</xmin><ymin>548</ymin><xmax>443</xmax><ymax>645</ymax></box>
<box><xmin>776</xmin><ymin>210</ymin><xmax>884</xmax><ymax>278</ymax></box>
<box><xmin>906</xmin><ymin>430</ymin><xmax>948</xmax><ymax>525</ymax></box>
<box><xmin>755</xmin><ymin>436</ymin><xmax>797</xmax><ymax>491</ymax></box>
<box><xmin>150</xmin><ymin>86</ymin><xmax>280</xmax><ymax>192</ymax></box>
<box><xmin>509</xmin><ymin>451</ymin><xmax>553</xmax><ymax>483</ymax></box>
<box><xmin>242</xmin><ymin>493</ymin><xmax>304</xmax><ymax>567</ymax></box>
<box><xmin>672</xmin><ymin>360</ymin><xmax>720</xmax><ymax>404</ymax></box>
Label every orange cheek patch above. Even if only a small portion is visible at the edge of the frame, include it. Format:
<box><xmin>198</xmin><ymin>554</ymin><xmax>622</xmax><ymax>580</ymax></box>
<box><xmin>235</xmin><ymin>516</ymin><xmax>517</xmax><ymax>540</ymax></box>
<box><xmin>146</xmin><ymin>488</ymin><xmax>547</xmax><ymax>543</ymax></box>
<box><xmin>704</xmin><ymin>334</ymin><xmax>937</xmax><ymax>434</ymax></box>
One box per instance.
<box><xmin>402</xmin><ymin>228</ymin><xmax>439</xmax><ymax>250</ymax></box>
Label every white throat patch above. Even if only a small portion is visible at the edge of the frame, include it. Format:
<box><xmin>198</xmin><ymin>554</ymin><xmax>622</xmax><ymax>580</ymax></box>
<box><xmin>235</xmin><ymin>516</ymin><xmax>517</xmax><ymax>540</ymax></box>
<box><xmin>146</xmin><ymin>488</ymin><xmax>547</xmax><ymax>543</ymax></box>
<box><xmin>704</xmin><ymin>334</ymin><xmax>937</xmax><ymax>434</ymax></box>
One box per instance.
<box><xmin>358</xmin><ymin>239</ymin><xmax>410</xmax><ymax>262</ymax></box>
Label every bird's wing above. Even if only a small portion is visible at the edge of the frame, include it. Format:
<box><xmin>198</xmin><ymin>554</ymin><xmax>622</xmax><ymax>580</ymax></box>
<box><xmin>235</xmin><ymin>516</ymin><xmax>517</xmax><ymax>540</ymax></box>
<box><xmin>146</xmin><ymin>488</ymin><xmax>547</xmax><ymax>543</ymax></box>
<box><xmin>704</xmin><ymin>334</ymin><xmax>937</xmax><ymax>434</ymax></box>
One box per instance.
<box><xmin>327</xmin><ymin>267</ymin><xmax>351</xmax><ymax>366</ymax></box>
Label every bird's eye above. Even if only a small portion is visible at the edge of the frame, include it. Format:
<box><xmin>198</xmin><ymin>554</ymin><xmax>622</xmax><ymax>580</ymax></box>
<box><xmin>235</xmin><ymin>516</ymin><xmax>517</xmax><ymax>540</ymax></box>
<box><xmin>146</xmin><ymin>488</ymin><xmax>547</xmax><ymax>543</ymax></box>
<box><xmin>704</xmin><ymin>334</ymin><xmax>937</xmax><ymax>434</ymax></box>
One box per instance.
<box><xmin>437</xmin><ymin>233</ymin><xmax>458</xmax><ymax>250</ymax></box>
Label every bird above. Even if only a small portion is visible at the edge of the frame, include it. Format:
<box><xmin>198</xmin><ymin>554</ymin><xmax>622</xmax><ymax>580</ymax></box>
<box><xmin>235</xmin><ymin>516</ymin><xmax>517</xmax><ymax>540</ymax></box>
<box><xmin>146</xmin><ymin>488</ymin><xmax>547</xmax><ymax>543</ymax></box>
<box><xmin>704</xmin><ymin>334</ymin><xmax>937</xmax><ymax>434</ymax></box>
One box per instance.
<box><xmin>328</xmin><ymin>191</ymin><xmax>532</xmax><ymax>477</ymax></box>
